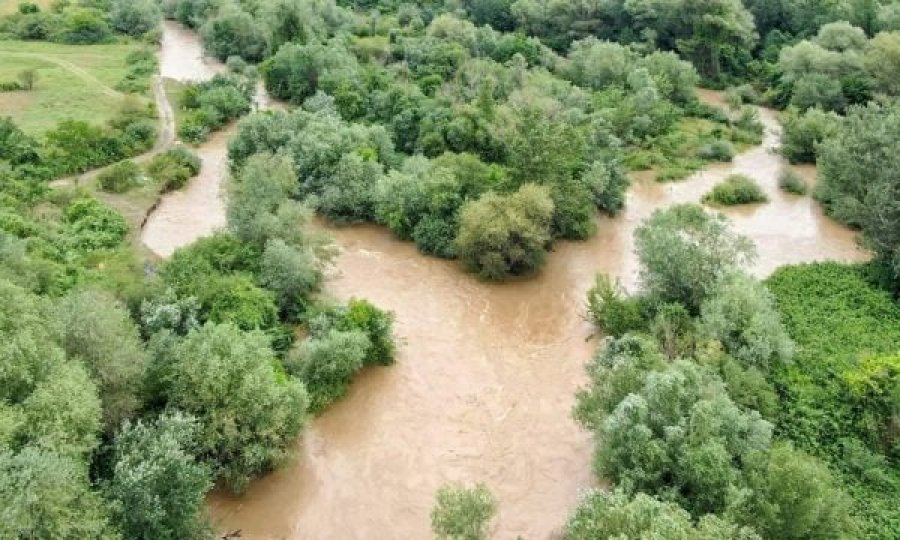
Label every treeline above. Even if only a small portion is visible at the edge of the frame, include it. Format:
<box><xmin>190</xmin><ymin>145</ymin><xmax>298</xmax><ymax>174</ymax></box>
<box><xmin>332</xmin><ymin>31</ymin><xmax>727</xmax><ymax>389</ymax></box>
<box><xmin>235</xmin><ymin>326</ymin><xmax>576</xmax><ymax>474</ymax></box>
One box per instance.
<box><xmin>0</xmin><ymin>100</ymin><xmax>157</xmax><ymax>180</ymax></box>
<box><xmin>0</xmin><ymin>0</ymin><xmax>163</xmax><ymax>43</ymax></box>
<box><xmin>0</xmin><ymin>117</ymin><xmax>397</xmax><ymax>539</ymax></box>
<box><xmin>161</xmin><ymin>0</ymin><xmax>768</xmax><ymax>278</ymax></box>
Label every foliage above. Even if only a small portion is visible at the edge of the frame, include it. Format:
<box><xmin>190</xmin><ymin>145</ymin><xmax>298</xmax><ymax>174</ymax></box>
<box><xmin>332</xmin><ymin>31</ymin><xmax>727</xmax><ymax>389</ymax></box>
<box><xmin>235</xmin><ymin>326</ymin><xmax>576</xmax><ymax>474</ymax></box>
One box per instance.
<box><xmin>778</xmin><ymin>169</ymin><xmax>807</xmax><ymax>195</ymax></box>
<box><xmin>430</xmin><ymin>483</ymin><xmax>496</xmax><ymax>540</ymax></box>
<box><xmin>585</xmin><ymin>274</ymin><xmax>648</xmax><ymax>337</ymax></box>
<box><xmin>62</xmin><ymin>198</ymin><xmax>128</xmax><ymax>251</ymax></box>
<box><xmin>165</xmin><ymin>322</ymin><xmax>309</xmax><ymax>493</ymax></box>
<box><xmin>103</xmin><ymin>412</ymin><xmax>212</xmax><ymax>540</ymax></box>
<box><xmin>177</xmin><ymin>75</ymin><xmax>251</xmax><ymax>143</ymax></box>
<box><xmin>766</xmin><ymin>262</ymin><xmax>900</xmax><ymax>535</ymax></box>
<box><xmin>146</xmin><ymin>146</ymin><xmax>200</xmax><ymax>192</ymax></box>
<box><xmin>703</xmin><ymin>174</ymin><xmax>768</xmax><ymax>206</ymax></box>
<box><xmin>455</xmin><ymin>183</ymin><xmax>554</xmax><ymax>280</ymax></box>
<box><xmin>567</xmin><ymin>490</ymin><xmax>760</xmax><ymax>540</ymax></box>
<box><xmin>634</xmin><ymin>204</ymin><xmax>756</xmax><ymax>312</ymax></box>
<box><xmin>287</xmin><ymin>328</ymin><xmax>369</xmax><ymax>413</ymax></box>
<box><xmin>98</xmin><ymin>160</ymin><xmax>142</xmax><ymax>193</ymax></box>
<box><xmin>307</xmin><ymin>298</ymin><xmax>397</xmax><ymax>367</ymax></box>
<box><xmin>780</xmin><ymin>108</ymin><xmax>841</xmax><ymax>164</ymax></box>
<box><xmin>0</xmin><ymin>447</ymin><xmax>117</xmax><ymax>539</ymax></box>
<box><xmin>110</xmin><ymin>0</ymin><xmax>160</xmax><ymax>37</ymax></box>
<box><xmin>816</xmin><ymin>102</ymin><xmax>900</xmax><ymax>289</ymax></box>
<box><xmin>200</xmin><ymin>4</ymin><xmax>267</xmax><ymax>62</ymax></box>
<box><xmin>56</xmin><ymin>287</ymin><xmax>148</xmax><ymax>430</ymax></box>
<box><xmin>696</xmin><ymin>139</ymin><xmax>735</xmax><ymax>162</ymax></box>
<box><xmin>699</xmin><ymin>272</ymin><xmax>794</xmax><ymax>372</ymax></box>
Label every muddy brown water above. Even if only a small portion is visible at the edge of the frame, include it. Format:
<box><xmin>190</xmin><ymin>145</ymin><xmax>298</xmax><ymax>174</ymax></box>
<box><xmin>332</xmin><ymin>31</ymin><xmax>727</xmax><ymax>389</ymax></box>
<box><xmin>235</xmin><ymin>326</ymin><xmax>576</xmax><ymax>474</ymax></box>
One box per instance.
<box><xmin>146</xmin><ymin>25</ymin><xmax>867</xmax><ymax>539</ymax></box>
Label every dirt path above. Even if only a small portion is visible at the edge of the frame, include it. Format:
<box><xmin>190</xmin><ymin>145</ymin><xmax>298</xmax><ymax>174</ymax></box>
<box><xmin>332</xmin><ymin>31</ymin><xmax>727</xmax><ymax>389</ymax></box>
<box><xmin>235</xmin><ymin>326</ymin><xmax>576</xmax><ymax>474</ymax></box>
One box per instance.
<box><xmin>49</xmin><ymin>75</ymin><xmax>176</xmax><ymax>189</ymax></box>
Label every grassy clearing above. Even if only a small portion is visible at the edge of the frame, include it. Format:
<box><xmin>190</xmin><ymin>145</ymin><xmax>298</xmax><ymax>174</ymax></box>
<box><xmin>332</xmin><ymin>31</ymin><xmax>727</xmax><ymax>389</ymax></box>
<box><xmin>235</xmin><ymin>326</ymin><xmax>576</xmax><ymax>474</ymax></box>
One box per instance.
<box><xmin>0</xmin><ymin>40</ymin><xmax>141</xmax><ymax>135</ymax></box>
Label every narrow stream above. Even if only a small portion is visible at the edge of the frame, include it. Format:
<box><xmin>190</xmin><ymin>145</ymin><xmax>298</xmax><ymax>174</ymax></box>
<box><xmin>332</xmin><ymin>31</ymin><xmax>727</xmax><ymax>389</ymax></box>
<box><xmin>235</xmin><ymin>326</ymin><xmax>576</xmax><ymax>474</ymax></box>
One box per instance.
<box><xmin>147</xmin><ymin>23</ymin><xmax>868</xmax><ymax>539</ymax></box>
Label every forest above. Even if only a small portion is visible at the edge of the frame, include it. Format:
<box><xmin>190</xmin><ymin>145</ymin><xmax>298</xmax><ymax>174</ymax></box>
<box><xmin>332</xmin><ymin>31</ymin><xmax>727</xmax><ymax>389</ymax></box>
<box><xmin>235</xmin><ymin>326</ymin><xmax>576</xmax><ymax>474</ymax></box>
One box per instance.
<box><xmin>0</xmin><ymin>0</ymin><xmax>898</xmax><ymax>538</ymax></box>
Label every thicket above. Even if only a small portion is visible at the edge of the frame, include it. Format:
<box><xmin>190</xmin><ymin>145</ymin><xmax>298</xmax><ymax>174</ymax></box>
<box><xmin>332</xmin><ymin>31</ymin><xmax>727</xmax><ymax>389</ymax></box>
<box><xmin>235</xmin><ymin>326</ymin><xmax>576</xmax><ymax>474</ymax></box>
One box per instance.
<box><xmin>0</xmin><ymin>98</ymin><xmax>157</xmax><ymax>181</ymax></box>
<box><xmin>576</xmin><ymin>205</ymin><xmax>861</xmax><ymax>538</ymax></box>
<box><xmin>0</xmin><ymin>0</ymin><xmax>161</xmax><ymax>43</ymax></box>
<box><xmin>176</xmin><ymin>74</ymin><xmax>253</xmax><ymax>143</ymax></box>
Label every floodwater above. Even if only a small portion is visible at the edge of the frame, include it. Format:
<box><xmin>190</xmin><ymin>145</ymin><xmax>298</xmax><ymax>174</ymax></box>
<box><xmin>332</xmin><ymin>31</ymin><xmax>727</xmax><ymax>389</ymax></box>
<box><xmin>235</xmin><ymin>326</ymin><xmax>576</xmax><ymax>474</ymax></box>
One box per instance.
<box><xmin>144</xmin><ymin>24</ymin><xmax>868</xmax><ymax>539</ymax></box>
<box><xmin>158</xmin><ymin>20</ymin><xmax>225</xmax><ymax>82</ymax></box>
<box><xmin>140</xmin><ymin>126</ymin><xmax>232</xmax><ymax>257</ymax></box>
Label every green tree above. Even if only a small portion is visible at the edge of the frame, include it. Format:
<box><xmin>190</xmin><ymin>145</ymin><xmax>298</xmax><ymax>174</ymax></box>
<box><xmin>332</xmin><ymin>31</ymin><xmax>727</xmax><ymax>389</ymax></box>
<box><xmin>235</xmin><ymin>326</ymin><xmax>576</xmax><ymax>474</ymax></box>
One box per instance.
<box><xmin>699</xmin><ymin>272</ymin><xmax>794</xmax><ymax>372</ymax></box>
<box><xmin>455</xmin><ymin>184</ymin><xmax>554</xmax><ymax>280</ymax></box>
<box><xmin>430</xmin><ymin>483</ymin><xmax>496</xmax><ymax>540</ymax></box>
<box><xmin>104</xmin><ymin>413</ymin><xmax>212</xmax><ymax>540</ymax></box>
<box><xmin>567</xmin><ymin>490</ymin><xmax>760</xmax><ymax>540</ymax></box>
<box><xmin>287</xmin><ymin>329</ymin><xmax>369</xmax><ymax>413</ymax></box>
<box><xmin>816</xmin><ymin>102</ymin><xmax>900</xmax><ymax>289</ymax></box>
<box><xmin>675</xmin><ymin>0</ymin><xmax>758</xmax><ymax>80</ymax></box>
<box><xmin>865</xmin><ymin>31</ymin><xmax>900</xmax><ymax>95</ymax></box>
<box><xmin>110</xmin><ymin>0</ymin><xmax>161</xmax><ymax>37</ymax></box>
<box><xmin>200</xmin><ymin>5</ymin><xmax>267</xmax><ymax>62</ymax></box>
<box><xmin>634</xmin><ymin>204</ymin><xmax>755</xmax><ymax>313</ymax></box>
<box><xmin>56</xmin><ymin>288</ymin><xmax>148</xmax><ymax>429</ymax></box>
<box><xmin>259</xmin><ymin>238</ymin><xmax>322</xmax><ymax>317</ymax></box>
<box><xmin>166</xmin><ymin>323</ymin><xmax>309</xmax><ymax>492</ymax></box>
<box><xmin>0</xmin><ymin>447</ymin><xmax>117</xmax><ymax>539</ymax></box>
<box><xmin>728</xmin><ymin>443</ymin><xmax>854</xmax><ymax>539</ymax></box>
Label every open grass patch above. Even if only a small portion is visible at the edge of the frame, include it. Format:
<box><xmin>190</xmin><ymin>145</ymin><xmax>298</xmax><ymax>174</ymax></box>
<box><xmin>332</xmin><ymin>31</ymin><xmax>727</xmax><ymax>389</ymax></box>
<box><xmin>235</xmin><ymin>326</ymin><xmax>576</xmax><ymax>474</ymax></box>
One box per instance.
<box><xmin>0</xmin><ymin>40</ymin><xmax>141</xmax><ymax>135</ymax></box>
<box><xmin>702</xmin><ymin>174</ymin><xmax>768</xmax><ymax>205</ymax></box>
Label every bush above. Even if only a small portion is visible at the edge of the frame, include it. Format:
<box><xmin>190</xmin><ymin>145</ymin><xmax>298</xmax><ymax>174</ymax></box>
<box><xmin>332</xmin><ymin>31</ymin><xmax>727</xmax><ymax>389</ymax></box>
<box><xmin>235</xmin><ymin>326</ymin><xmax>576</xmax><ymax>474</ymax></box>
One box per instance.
<box><xmin>146</xmin><ymin>146</ymin><xmax>200</xmax><ymax>191</ymax></box>
<box><xmin>176</xmin><ymin>76</ymin><xmax>250</xmax><ymax>143</ymax></box>
<box><xmin>634</xmin><ymin>204</ymin><xmax>755</xmax><ymax>312</ymax></box>
<box><xmin>780</xmin><ymin>108</ymin><xmax>841</xmax><ymax>164</ymax></box>
<box><xmin>585</xmin><ymin>274</ymin><xmax>648</xmax><ymax>337</ymax></box>
<box><xmin>455</xmin><ymin>184</ymin><xmax>554</xmax><ymax>280</ymax></box>
<box><xmin>97</xmin><ymin>160</ymin><xmax>142</xmax><ymax>193</ymax></box>
<box><xmin>287</xmin><ymin>329</ymin><xmax>369</xmax><ymax>413</ymax></box>
<box><xmin>110</xmin><ymin>0</ymin><xmax>161</xmax><ymax>37</ymax></box>
<box><xmin>703</xmin><ymin>174</ymin><xmax>768</xmax><ymax>206</ymax></box>
<box><xmin>307</xmin><ymin>298</ymin><xmax>396</xmax><ymax>367</ymax></box>
<box><xmin>59</xmin><ymin>8</ymin><xmax>111</xmax><ymax>44</ymax></box>
<box><xmin>778</xmin><ymin>170</ymin><xmax>807</xmax><ymax>195</ymax></box>
<box><xmin>63</xmin><ymin>198</ymin><xmax>128</xmax><ymax>251</ymax></box>
<box><xmin>431</xmin><ymin>483</ymin><xmax>496</xmax><ymax>540</ymax></box>
<box><xmin>696</xmin><ymin>139</ymin><xmax>736</xmax><ymax>162</ymax></box>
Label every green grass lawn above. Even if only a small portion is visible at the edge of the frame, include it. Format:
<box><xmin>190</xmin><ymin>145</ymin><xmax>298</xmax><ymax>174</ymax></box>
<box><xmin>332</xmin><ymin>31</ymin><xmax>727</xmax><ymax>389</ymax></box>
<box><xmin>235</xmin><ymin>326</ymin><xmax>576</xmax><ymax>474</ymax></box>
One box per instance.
<box><xmin>0</xmin><ymin>40</ymin><xmax>142</xmax><ymax>135</ymax></box>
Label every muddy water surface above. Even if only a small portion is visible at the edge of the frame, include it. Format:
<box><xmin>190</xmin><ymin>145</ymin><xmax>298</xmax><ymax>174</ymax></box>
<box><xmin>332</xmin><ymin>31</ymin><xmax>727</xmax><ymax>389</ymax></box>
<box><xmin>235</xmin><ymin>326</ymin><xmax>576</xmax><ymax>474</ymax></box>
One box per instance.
<box><xmin>142</xmin><ymin>33</ymin><xmax>867</xmax><ymax>538</ymax></box>
<box><xmin>205</xmin><ymin>99</ymin><xmax>867</xmax><ymax>539</ymax></box>
<box><xmin>158</xmin><ymin>20</ymin><xmax>225</xmax><ymax>82</ymax></box>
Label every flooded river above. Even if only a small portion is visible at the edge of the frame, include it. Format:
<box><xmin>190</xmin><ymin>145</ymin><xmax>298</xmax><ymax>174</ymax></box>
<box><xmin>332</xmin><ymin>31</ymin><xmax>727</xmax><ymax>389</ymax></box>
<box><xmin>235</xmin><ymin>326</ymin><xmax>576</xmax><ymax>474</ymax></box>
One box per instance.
<box><xmin>146</xmin><ymin>23</ymin><xmax>867</xmax><ymax>540</ymax></box>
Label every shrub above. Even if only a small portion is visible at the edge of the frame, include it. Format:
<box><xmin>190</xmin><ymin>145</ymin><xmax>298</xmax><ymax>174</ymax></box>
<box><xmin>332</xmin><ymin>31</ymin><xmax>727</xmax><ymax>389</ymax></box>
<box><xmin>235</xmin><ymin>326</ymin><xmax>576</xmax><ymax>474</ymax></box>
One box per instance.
<box><xmin>286</xmin><ymin>328</ymin><xmax>369</xmax><ymax>413</ymax></box>
<box><xmin>307</xmin><ymin>299</ymin><xmax>396</xmax><ymax>366</ymax></box>
<box><xmin>778</xmin><ymin>170</ymin><xmax>807</xmax><ymax>195</ymax></box>
<box><xmin>586</xmin><ymin>274</ymin><xmax>648</xmax><ymax>337</ymax></box>
<box><xmin>63</xmin><ymin>198</ymin><xmax>128</xmax><ymax>251</ymax></box>
<box><xmin>455</xmin><ymin>184</ymin><xmax>554</xmax><ymax>280</ymax></box>
<box><xmin>97</xmin><ymin>160</ymin><xmax>142</xmax><ymax>193</ymax></box>
<box><xmin>780</xmin><ymin>108</ymin><xmax>841</xmax><ymax>164</ymax></box>
<box><xmin>703</xmin><ymin>174</ymin><xmax>768</xmax><ymax>206</ymax></box>
<box><xmin>634</xmin><ymin>204</ymin><xmax>755</xmax><ymax>312</ymax></box>
<box><xmin>110</xmin><ymin>0</ymin><xmax>161</xmax><ymax>37</ymax></box>
<box><xmin>696</xmin><ymin>139</ymin><xmax>736</xmax><ymax>162</ymax></box>
<box><xmin>146</xmin><ymin>146</ymin><xmax>200</xmax><ymax>191</ymax></box>
<box><xmin>431</xmin><ymin>483</ymin><xmax>496</xmax><ymax>540</ymax></box>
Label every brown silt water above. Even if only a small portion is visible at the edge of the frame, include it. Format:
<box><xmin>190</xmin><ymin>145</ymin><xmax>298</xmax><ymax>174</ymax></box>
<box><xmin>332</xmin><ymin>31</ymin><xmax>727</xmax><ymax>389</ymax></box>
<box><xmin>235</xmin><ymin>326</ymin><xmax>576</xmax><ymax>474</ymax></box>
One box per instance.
<box><xmin>147</xmin><ymin>24</ymin><xmax>868</xmax><ymax>540</ymax></box>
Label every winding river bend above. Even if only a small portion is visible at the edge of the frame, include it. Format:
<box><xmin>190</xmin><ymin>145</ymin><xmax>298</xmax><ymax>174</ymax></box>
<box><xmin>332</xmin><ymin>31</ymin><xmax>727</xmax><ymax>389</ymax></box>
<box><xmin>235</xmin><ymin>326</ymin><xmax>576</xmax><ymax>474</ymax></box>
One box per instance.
<box><xmin>146</xmin><ymin>23</ymin><xmax>867</xmax><ymax>539</ymax></box>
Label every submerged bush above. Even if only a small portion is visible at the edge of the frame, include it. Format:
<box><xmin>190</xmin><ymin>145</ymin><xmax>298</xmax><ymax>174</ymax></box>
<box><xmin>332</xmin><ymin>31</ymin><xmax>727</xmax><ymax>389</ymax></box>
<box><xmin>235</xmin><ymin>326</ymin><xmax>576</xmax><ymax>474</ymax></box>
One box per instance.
<box><xmin>778</xmin><ymin>170</ymin><xmax>807</xmax><ymax>195</ymax></box>
<box><xmin>703</xmin><ymin>175</ymin><xmax>768</xmax><ymax>206</ymax></box>
<box><xmin>455</xmin><ymin>184</ymin><xmax>554</xmax><ymax>280</ymax></box>
<box><xmin>146</xmin><ymin>146</ymin><xmax>201</xmax><ymax>191</ymax></box>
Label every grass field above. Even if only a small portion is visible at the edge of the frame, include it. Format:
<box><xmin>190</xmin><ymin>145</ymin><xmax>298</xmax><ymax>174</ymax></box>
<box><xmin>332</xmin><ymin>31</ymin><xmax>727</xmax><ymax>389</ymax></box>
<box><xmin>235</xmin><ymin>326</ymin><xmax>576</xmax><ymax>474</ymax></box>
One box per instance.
<box><xmin>0</xmin><ymin>0</ymin><xmax>53</xmax><ymax>15</ymax></box>
<box><xmin>0</xmin><ymin>40</ymin><xmax>142</xmax><ymax>135</ymax></box>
